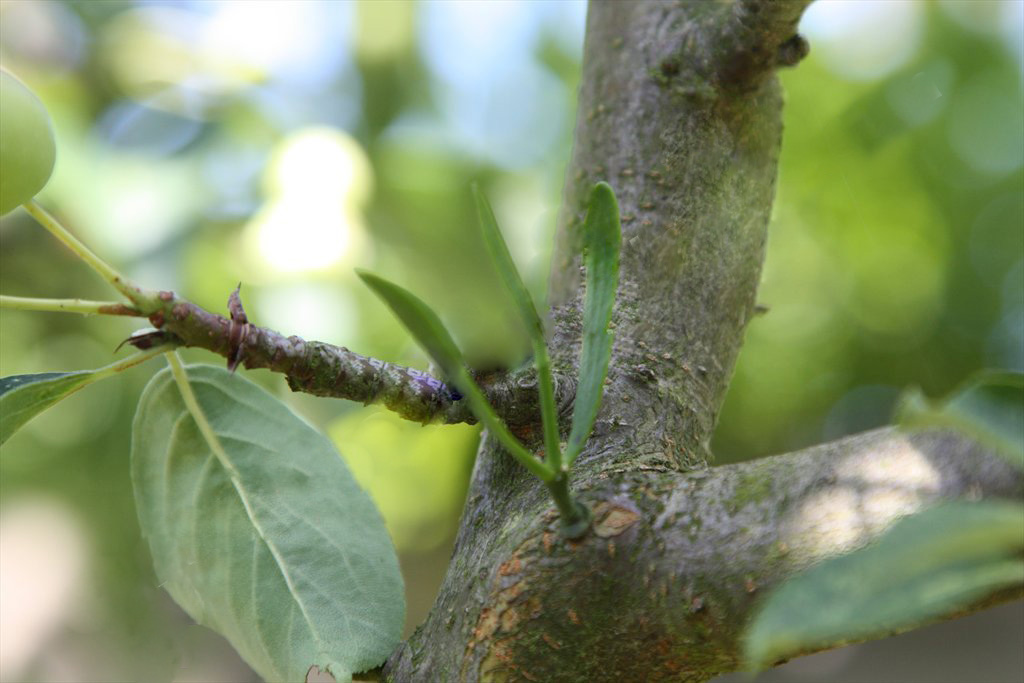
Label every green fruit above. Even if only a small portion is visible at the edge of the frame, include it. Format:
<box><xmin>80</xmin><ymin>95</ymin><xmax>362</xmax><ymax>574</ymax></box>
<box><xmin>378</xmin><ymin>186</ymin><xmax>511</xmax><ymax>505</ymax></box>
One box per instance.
<box><xmin>0</xmin><ymin>70</ymin><xmax>56</xmax><ymax>215</ymax></box>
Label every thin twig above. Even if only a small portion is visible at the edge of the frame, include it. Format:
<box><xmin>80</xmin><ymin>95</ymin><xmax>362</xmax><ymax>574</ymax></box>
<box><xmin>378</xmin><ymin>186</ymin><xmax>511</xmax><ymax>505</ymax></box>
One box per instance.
<box><xmin>0</xmin><ymin>294</ymin><xmax>143</xmax><ymax>317</ymax></box>
<box><xmin>22</xmin><ymin>201</ymin><xmax>157</xmax><ymax>308</ymax></box>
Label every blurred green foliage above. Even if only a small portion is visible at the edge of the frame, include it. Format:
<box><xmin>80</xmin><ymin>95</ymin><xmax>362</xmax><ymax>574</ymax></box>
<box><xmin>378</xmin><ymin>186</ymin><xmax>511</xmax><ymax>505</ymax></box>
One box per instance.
<box><xmin>0</xmin><ymin>1</ymin><xmax>1020</xmax><ymax>680</ymax></box>
<box><xmin>715</xmin><ymin>2</ymin><xmax>1023</xmax><ymax>462</ymax></box>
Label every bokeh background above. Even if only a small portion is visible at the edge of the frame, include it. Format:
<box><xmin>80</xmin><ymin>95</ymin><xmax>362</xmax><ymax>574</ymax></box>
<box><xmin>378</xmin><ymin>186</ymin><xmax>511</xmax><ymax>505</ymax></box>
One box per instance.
<box><xmin>0</xmin><ymin>1</ymin><xmax>1021</xmax><ymax>681</ymax></box>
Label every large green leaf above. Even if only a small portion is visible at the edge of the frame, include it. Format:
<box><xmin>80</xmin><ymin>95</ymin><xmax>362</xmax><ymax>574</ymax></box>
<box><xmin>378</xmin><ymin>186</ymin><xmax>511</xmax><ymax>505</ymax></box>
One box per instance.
<box><xmin>472</xmin><ymin>184</ymin><xmax>561</xmax><ymax>469</ymax></box>
<box><xmin>897</xmin><ymin>371</ymin><xmax>1024</xmax><ymax>471</ymax></box>
<box><xmin>357</xmin><ymin>270</ymin><xmax>552</xmax><ymax>481</ymax></box>
<box><xmin>1</xmin><ymin>348</ymin><xmax>167</xmax><ymax>445</ymax></box>
<box><xmin>744</xmin><ymin>501</ymin><xmax>1024</xmax><ymax>670</ymax></box>
<box><xmin>132</xmin><ymin>364</ymin><xmax>404</xmax><ymax>682</ymax></box>
<box><xmin>565</xmin><ymin>182</ymin><xmax>621</xmax><ymax>466</ymax></box>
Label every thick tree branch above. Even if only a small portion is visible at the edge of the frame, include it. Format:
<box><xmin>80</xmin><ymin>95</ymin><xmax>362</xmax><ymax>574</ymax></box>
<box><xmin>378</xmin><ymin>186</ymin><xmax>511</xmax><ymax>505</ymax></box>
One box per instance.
<box><xmin>383</xmin><ymin>0</ymin><xmax>1023</xmax><ymax>680</ymax></box>
<box><xmin>386</xmin><ymin>428</ymin><xmax>1023</xmax><ymax>681</ymax></box>
<box><xmin>548</xmin><ymin>0</ymin><xmax>809</xmax><ymax>470</ymax></box>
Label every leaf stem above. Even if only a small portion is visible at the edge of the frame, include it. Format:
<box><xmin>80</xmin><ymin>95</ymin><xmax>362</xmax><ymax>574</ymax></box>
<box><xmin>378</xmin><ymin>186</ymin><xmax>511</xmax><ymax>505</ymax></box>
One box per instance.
<box><xmin>165</xmin><ymin>351</ymin><xmax>238</xmax><ymax>477</ymax></box>
<box><xmin>21</xmin><ymin>200</ymin><xmax>155</xmax><ymax>307</ymax></box>
<box><xmin>357</xmin><ymin>269</ymin><xmax>555</xmax><ymax>482</ymax></box>
<box><xmin>89</xmin><ymin>343</ymin><xmax>178</xmax><ymax>380</ymax></box>
<box><xmin>472</xmin><ymin>185</ymin><xmax>564</xmax><ymax>472</ymax></box>
<box><xmin>451</xmin><ymin>364</ymin><xmax>555</xmax><ymax>482</ymax></box>
<box><xmin>0</xmin><ymin>294</ymin><xmax>143</xmax><ymax>317</ymax></box>
<box><xmin>533</xmin><ymin>341</ymin><xmax>563</xmax><ymax>472</ymax></box>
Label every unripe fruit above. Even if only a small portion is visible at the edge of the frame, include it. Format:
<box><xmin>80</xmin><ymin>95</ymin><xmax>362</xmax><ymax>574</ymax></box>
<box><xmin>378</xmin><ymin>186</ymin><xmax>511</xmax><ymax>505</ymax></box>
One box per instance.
<box><xmin>0</xmin><ymin>70</ymin><xmax>56</xmax><ymax>215</ymax></box>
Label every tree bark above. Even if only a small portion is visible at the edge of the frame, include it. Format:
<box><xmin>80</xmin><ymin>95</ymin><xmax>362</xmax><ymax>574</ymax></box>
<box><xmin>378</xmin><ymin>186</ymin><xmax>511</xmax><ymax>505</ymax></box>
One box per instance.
<box><xmin>380</xmin><ymin>1</ymin><xmax>1023</xmax><ymax>681</ymax></box>
<box><xmin>385</xmin><ymin>428</ymin><xmax>1020</xmax><ymax>682</ymax></box>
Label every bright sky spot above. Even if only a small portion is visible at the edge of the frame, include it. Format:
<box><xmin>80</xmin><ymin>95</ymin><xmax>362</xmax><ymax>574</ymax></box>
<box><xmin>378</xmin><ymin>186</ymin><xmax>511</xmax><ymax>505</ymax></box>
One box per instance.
<box><xmin>418</xmin><ymin>0</ymin><xmax>586</xmax><ymax>168</ymax></box>
<box><xmin>800</xmin><ymin>0</ymin><xmax>924</xmax><ymax>81</ymax></box>
<box><xmin>197</xmin><ymin>0</ymin><xmax>351</xmax><ymax>89</ymax></box>
<box><xmin>255</xmin><ymin>283</ymin><xmax>356</xmax><ymax>345</ymax></box>
<box><xmin>266</xmin><ymin>127</ymin><xmax>371</xmax><ymax>203</ymax></box>
<box><xmin>251</xmin><ymin>199</ymin><xmax>355</xmax><ymax>274</ymax></box>
<box><xmin>247</xmin><ymin>127</ymin><xmax>372</xmax><ymax>275</ymax></box>
<box><xmin>103</xmin><ymin>2</ymin><xmax>352</xmax><ymax>102</ymax></box>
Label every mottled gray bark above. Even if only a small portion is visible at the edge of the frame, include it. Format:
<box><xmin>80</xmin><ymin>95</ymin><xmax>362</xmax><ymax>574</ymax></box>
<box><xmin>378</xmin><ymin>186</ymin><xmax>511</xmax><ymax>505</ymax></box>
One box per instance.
<box><xmin>132</xmin><ymin>292</ymin><xmax>569</xmax><ymax>427</ymax></box>
<box><xmin>385</xmin><ymin>429</ymin><xmax>1021</xmax><ymax>682</ymax></box>
<box><xmin>380</xmin><ymin>1</ymin><xmax>1023</xmax><ymax>681</ymax></box>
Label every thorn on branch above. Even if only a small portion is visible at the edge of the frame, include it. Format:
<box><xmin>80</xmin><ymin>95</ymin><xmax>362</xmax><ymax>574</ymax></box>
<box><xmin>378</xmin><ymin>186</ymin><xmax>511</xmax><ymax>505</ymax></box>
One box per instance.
<box><xmin>227</xmin><ymin>284</ymin><xmax>250</xmax><ymax>373</ymax></box>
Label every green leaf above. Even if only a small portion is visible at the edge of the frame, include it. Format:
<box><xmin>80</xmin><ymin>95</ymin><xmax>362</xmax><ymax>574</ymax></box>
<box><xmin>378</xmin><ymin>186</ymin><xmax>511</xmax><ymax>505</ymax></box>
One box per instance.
<box><xmin>897</xmin><ymin>371</ymin><xmax>1024</xmax><ymax>471</ymax></box>
<box><xmin>0</xmin><ymin>70</ymin><xmax>56</xmax><ymax>215</ymax></box>
<box><xmin>1</xmin><ymin>347</ymin><xmax>168</xmax><ymax>446</ymax></box>
<box><xmin>565</xmin><ymin>182</ymin><xmax>621</xmax><ymax>466</ymax></box>
<box><xmin>472</xmin><ymin>183</ymin><xmax>545</xmax><ymax>340</ymax></box>
<box><xmin>0</xmin><ymin>371</ymin><xmax>97</xmax><ymax>445</ymax></box>
<box><xmin>744</xmin><ymin>501</ymin><xmax>1024</xmax><ymax>670</ymax></box>
<box><xmin>357</xmin><ymin>270</ymin><xmax>552</xmax><ymax>481</ymax></box>
<box><xmin>132</xmin><ymin>364</ymin><xmax>405</xmax><ymax>683</ymax></box>
<box><xmin>472</xmin><ymin>184</ymin><xmax>562</xmax><ymax>470</ymax></box>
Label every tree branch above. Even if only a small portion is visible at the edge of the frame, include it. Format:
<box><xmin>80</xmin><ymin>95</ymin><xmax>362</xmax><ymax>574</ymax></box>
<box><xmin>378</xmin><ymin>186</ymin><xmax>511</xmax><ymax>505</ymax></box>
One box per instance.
<box><xmin>386</xmin><ymin>428</ymin><xmax>1023</xmax><ymax>681</ymax></box>
<box><xmin>382</xmin><ymin>1</ymin><xmax>1023</xmax><ymax>680</ymax></box>
<box><xmin>143</xmin><ymin>289</ymin><xmax>568</xmax><ymax>427</ymax></box>
<box><xmin>548</xmin><ymin>0</ymin><xmax>814</xmax><ymax>469</ymax></box>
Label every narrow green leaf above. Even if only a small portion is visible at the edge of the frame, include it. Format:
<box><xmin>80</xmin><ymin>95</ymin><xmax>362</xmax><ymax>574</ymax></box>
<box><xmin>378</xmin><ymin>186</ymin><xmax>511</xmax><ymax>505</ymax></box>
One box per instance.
<box><xmin>897</xmin><ymin>371</ymin><xmax>1024</xmax><ymax>471</ymax></box>
<box><xmin>1</xmin><ymin>347</ymin><xmax>169</xmax><ymax>445</ymax></box>
<box><xmin>473</xmin><ymin>184</ymin><xmax>562</xmax><ymax>470</ymax></box>
<box><xmin>357</xmin><ymin>270</ymin><xmax>553</xmax><ymax>481</ymax></box>
<box><xmin>565</xmin><ymin>182</ymin><xmax>621</xmax><ymax>466</ymax></box>
<box><xmin>132</xmin><ymin>364</ymin><xmax>405</xmax><ymax>683</ymax></box>
<box><xmin>472</xmin><ymin>183</ymin><xmax>545</xmax><ymax>339</ymax></box>
<box><xmin>744</xmin><ymin>501</ymin><xmax>1024</xmax><ymax>670</ymax></box>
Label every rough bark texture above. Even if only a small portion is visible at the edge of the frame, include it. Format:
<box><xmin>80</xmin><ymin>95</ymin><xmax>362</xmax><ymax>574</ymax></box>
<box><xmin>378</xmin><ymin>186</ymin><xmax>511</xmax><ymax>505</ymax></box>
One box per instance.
<box><xmin>386</xmin><ymin>429</ymin><xmax>1020</xmax><ymax>682</ymax></box>
<box><xmin>377</xmin><ymin>1</ymin><xmax>1023</xmax><ymax>681</ymax></box>
<box><xmin>142</xmin><ymin>293</ymin><xmax>567</xmax><ymax>427</ymax></box>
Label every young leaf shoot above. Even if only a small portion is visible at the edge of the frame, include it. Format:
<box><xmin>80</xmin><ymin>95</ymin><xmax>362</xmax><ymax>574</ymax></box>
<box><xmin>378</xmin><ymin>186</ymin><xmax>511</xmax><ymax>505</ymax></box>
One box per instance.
<box><xmin>473</xmin><ymin>183</ymin><xmax>563</xmax><ymax>471</ymax></box>
<box><xmin>565</xmin><ymin>182</ymin><xmax>621</xmax><ymax>467</ymax></box>
<box><xmin>357</xmin><ymin>270</ymin><xmax>554</xmax><ymax>482</ymax></box>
